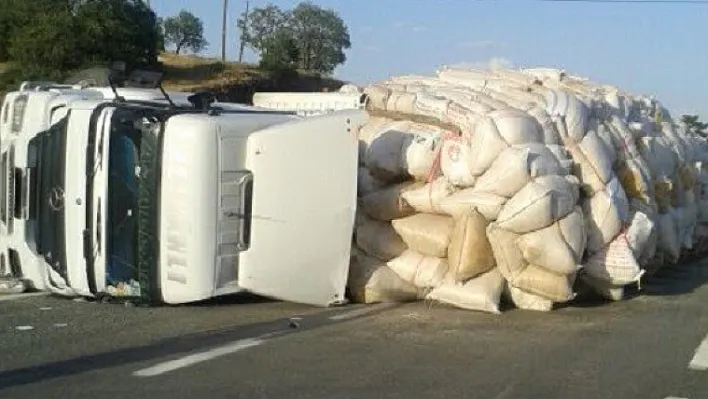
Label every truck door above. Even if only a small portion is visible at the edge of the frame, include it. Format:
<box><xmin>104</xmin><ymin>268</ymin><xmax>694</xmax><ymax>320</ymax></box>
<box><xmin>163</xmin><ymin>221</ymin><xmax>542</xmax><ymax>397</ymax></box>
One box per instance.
<box><xmin>237</xmin><ymin>110</ymin><xmax>367</xmax><ymax>307</ymax></box>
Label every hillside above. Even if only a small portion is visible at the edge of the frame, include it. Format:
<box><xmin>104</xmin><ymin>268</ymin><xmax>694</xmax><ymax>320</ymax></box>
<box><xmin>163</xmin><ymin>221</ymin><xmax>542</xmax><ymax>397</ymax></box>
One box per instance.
<box><xmin>0</xmin><ymin>53</ymin><xmax>348</xmax><ymax>104</ymax></box>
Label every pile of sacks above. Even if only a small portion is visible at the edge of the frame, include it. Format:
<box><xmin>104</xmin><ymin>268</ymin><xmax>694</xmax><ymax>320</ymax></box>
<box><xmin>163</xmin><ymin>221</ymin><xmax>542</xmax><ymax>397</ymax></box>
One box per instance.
<box><xmin>346</xmin><ymin>66</ymin><xmax>708</xmax><ymax>313</ymax></box>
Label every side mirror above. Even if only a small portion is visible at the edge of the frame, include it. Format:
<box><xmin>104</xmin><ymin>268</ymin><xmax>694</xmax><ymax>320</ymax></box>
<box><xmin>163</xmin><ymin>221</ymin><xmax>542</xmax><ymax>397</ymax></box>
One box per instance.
<box><xmin>187</xmin><ymin>91</ymin><xmax>217</xmax><ymax>110</ymax></box>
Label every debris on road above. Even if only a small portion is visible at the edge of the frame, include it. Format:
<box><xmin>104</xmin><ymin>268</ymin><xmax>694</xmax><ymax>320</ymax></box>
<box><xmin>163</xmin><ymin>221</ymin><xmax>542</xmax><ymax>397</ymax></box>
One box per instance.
<box><xmin>348</xmin><ymin>66</ymin><xmax>708</xmax><ymax>313</ymax></box>
<box><xmin>0</xmin><ymin>278</ymin><xmax>28</xmax><ymax>295</ymax></box>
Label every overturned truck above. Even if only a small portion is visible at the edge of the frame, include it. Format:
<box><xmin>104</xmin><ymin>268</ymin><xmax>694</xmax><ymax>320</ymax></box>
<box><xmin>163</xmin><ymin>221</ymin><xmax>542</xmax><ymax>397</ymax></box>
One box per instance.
<box><xmin>0</xmin><ymin>74</ymin><xmax>367</xmax><ymax>306</ymax></box>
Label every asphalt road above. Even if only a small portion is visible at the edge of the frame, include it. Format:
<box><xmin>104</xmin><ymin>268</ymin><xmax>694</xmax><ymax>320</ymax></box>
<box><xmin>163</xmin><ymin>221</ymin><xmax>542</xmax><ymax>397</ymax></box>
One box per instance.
<box><xmin>0</xmin><ymin>261</ymin><xmax>706</xmax><ymax>399</ymax></box>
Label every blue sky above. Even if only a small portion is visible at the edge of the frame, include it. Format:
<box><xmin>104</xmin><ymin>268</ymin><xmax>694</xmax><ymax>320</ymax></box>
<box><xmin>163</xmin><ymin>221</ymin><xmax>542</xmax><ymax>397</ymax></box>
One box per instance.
<box><xmin>151</xmin><ymin>0</ymin><xmax>708</xmax><ymax>118</ymax></box>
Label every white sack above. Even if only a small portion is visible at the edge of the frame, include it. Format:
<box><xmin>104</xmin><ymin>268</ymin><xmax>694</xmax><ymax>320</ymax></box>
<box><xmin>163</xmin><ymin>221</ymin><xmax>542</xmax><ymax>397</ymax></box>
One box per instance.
<box><xmin>656</xmin><ymin>210</ymin><xmax>679</xmax><ymax>262</ymax></box>
<box><xmin>496</xmin><ymin>175</ymin><xmax>580</xmax><ymax>234</ymax></box>
<box><xmin>566</xmin><ymin>129</ymin><xmax>615</xmax><ymax>196</ymax></box>
<box><xmin>466</xmin><ymin>109</ymin><xmax>544</xmax><ymax>177</ymax></box>
<box><xmin>391</xmin><ymin>213</ymin><xmax>455</xmax><ymax>258</ymax></box>
<box><xmin>583</xmin><ymin>234</ymin><xmax>644</xmax><ymax>286</ymax></box>
<box><xmin>401</xmin><ymin>122</ymin><xmax>447</xmax><ymax>180</ymax></box>
<box><xmin>439</xmin><ymin>190</ymin><xmax>507</xmax><ymax>221</ymax></box>
<box><xmin>544</xmin><ymin>89</ymin><xmax>589</xmax><ymax>143</ymax></box>
<box><xmin>361</xmin><ymin>181</ymin><xmax>423</xmax><ymax>221</ymax></box>
<box><xmin>504</xmin><ymin>284</ymin><xmax>554</xmax><ymax>312</ymax></box>
<box><xmin>473</xmin><ymin>144</ymin><xmax>563</xmax><ymax>198</ymax></box>
<box><xmin>401</xmin><ymin>178</ymin><xmax>457</xmax><ymax>214</ymax></box>
<box><xmin>365</xmin><ymin>120</ymin><xmax>414</xmax><ymax>181</ymax></box>
<box><xmin>517</xmin><ymin>221</ymin><xmax>579</xmax><ymax>276</ymax></box>
<box><xmin>387</xmin><ymin>249</ymin><xmax>449</xmax><ymax>289</ymax></box>
<box><xmin>440</xmin><ymin>137</ymin><xmax>477</xmax><ymax>187</ymax></box>
<box><xmin>426</xmin><ymin>268</ymin><xmax>505</xmax><ymax>314</ymax></box>
<box><xmin>355</xmin><ymin>217</ymin><xmax>407</xmax><ymax>261</ymax></box>
<box><xmin>447</xmin><ymin>209</ymin><xmax>496</xmax><ymax>281</ymax></box>
<box><xmin>347</xmin><ymin>250</ymin><xmax>421</xmax><ymax>304</ymax></box>
<box><xmin>584</xmin><ymin>177</ymin><xmax>630</xmax><ymax>254</ymax></box>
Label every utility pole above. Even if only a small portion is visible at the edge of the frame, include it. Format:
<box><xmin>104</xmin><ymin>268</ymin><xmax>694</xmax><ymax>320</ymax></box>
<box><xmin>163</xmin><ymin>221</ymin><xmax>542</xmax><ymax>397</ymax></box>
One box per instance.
<box><xmin>222</xmin><ymin>0</ymin><xmax>228</xmax><ymax>62</ymax></box>
<box><xmin>238</xmin><ymin>0</ymin><xmax>250</xmax><ymax>63</ymax></box>
<box><xmin>146</xmin><ymin>0</ymin><xmax>150</xmax><ymax>9</ymax></box>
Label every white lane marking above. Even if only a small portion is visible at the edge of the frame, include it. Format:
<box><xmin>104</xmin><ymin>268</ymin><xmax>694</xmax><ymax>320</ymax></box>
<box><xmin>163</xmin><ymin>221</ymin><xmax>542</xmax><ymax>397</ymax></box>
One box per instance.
<box><xmin>329</xmin><ymin>303</ymin><xmax>396</xmax><ymax>321</ymax></box>
<box><xmin>0</xmin><ymin>292</ymin><xmax>50</xmax><ymax>302</ymax></box>
<box><xmin>133</xmin><ymin>337</ymin><xmax>266</xmax><ymax>377</ymax></box>
<box><xmin>133</xmin><ymin>304</ymin><xmax>396</xmax><ymax>378</ymax></box>
<box><xmin>688</xmin><ymin>334</ymin><xmax>708</xmax><ymax>371</ymax></box>
<box><xmin>14</xmin><ymin>325</ymin><xmax>34</xmax><ymax>331</ymax></box>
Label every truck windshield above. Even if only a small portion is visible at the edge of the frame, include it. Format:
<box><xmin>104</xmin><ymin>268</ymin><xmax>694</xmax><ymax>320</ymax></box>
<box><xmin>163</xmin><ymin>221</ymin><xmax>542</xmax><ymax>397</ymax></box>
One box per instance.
<box><xmin>106</xmin><ymin>123</ymin><xmax>140</xmax><ymax>294</ymax></box>
<box><xmin>99</xmin><ymin>107</ymin><xmax>166</xmax><ymax>302</ymax></box>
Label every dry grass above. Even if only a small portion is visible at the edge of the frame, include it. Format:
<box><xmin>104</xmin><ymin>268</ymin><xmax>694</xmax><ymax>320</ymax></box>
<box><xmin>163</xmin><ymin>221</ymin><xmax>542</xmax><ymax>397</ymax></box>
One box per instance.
<box><xmin>0</xmin><ymin>53</ymin><xmax>345</xmax><ymax>100</ymax></box>
<box><xmin>159</xmin><ymin>52</ymin><xmax>267</xmax><ymax>92</ymax></box>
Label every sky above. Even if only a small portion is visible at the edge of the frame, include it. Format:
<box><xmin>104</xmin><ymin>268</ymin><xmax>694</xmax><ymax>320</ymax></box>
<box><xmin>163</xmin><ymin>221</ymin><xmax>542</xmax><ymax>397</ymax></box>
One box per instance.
<box><xmin>151</xmin><ymin>0</ymin><xmax>708</xmax><ymax>119</ymax></box>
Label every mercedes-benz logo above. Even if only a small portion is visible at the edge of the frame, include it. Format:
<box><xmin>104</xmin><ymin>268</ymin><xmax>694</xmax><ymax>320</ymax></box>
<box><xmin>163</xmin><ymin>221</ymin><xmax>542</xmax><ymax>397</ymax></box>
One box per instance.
<box><xmin>48</xmin><ymin>187</ymin><xmax>65</xmax><ymax>211</ymax></box>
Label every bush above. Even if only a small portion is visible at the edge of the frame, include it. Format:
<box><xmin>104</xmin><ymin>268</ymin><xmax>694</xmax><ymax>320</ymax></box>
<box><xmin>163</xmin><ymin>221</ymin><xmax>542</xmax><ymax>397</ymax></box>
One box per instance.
<box><xmin>3</xmin><ymin>0</ymin><xmax>162</xmax><ymax>81</ymax></box>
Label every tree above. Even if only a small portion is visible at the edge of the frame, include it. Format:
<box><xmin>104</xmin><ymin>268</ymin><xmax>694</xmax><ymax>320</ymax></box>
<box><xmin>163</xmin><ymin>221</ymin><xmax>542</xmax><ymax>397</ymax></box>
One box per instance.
<box><xmin>2</xmin><ymin>0</ymin><xmax>162</xmax><ymax>78</ymax></box>
<box><xmin>7</xmin><ymin>9</ymin><xmax>79</xmax><ymax>79</ymax></box>
<box><xmin>237</xmin><ymin>4</ymin><xmax>288</xmax><ymax>55</ymax></box>
<box><xmin>288</xmin><ymin>2</ymin><xmax>350</xmax><ymax>74</ymax></box>
<box><xmin>163</xmin><ymin>10</ymin><xmax>208</xmax><ymax>54</ymax></box>
<box><xmin>259</xmin><ymin>28</ymin><xmax>299</xmax><ymax>71</ymax></box>
<box><xmin>0</xmin><ymin>0</ymin><xmax>73</xmax><ymax>63</ymax></box>
<box><xmin>238</xmin><ymin>2</ymin><xmax>350</xmax><ymax>74</ymax></box>
<box><xmin>681</xmin><ymin>114</ymin><xmax>708</xmax><ymax>137</ymax></box>
<box><xmin>75</xmin><ymin>0</ymin><xmax>162</xmax><ymax>67</ymax></box>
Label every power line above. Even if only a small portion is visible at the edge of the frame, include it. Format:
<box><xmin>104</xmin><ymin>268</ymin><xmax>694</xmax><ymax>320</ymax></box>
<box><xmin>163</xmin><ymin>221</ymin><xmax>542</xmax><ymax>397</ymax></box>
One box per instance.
<box><xmin>222</xmin><ymin>0</ymin><xmax>228</xmax><ymax>62</ymax></box>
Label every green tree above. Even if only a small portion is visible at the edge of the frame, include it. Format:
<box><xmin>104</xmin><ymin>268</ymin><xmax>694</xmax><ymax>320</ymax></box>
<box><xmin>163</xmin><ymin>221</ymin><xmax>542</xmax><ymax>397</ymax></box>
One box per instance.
<box><xmin>7</xmin><ymin>10</ymin><xmax>79</xmax><ymax>79</ymax></box>
<box><xmin>259</xmin><ymin>28</ymin><xmax>299</xmax><ymax>71</ymax></box>
<box><xmin>238</xmin><ymin>2</ymin><xmax>350</xmax><ymax>74</ymax></box>
<box><xmin>237</xmin><ymin>4</ymin><xmax>289</xmax><ymax>55</ymax></box>
<box><xmin>75</xmin><ymin>0</ymin><xmax>161</xmax><ymax>67</ymax></box>
<box><xmin>0</xmin><ymin>0</ymin><xmax>12</xmax><ymax>61</ymax></box>
<box><xmin>0</xmin><ymin>0</ymin><xmax>74</xmax><ymax>63</ymax></box>
<box><xmin>2</xmin><ymin>0</ymin><xmax>161</xmax><ymax>78</ymax></box>
<box><xmin>681</xmin><ymin>114</ymin><xmax>708</xmax><ymax>137</ymax></box>
<box><xmin>288</xmin><ymin>2</ymin><xmax>350</xmax><ymax>74</ymax></box>
<box><xmin>163</xmin><ymin>10</ymin><xmax>208</xmax><ymax>54</ymax></box>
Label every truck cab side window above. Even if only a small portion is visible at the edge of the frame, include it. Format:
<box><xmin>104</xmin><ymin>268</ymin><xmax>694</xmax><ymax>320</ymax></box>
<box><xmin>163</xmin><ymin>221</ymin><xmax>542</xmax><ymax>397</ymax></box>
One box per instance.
<box><xmin>11</xmin><ymin>95</ymin><xmax>28</xmax><ymax>133</ymax></box>
<box><xmin>1</xmin><ymin>101</ymin><xmax>8</xmax><ymax>124</ymax></box>
<box><xmin>13</xmin><ymin>168</ymin><xmax>22</xmax><ymax>219</ymax></box>
<box><xmin>1</xmin><ymin>152</ymin><xmax>7</xmax><ymax>225</ymax></box>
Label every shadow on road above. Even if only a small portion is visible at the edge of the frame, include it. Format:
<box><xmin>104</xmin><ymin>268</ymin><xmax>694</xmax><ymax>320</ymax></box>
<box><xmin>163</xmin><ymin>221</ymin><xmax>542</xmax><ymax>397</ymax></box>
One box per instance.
<box><xmin>639</xmin><ymin>259</ymin><xmax>708</xmax><ymax>297</ymax></box>
<box><xmin>555</xmin><ymin>259</ymin><xmax>708</xmax><ymax>310</ymax></box>
<box><xmin>0</xmin><ymin>303</ymin><xmax>399</xmax><ymax>390</ymax></box>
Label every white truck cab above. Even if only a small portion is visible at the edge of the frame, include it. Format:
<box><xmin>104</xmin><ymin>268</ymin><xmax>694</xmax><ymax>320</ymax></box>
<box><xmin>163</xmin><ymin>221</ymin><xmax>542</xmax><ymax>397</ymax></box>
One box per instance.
<box><xmin>0</xmin><ymin>85</ymin><xmax>106</xmax><ymax>290</ymax></box>
<box><xmin>0</xmin><ymin>81</ymin><xmax>215</xmax><ymax>292</ymax></box>
<box><xmin>4</xmin><ymin>76</ymin><xmax>367</xmax><ymax>306</ymax></box>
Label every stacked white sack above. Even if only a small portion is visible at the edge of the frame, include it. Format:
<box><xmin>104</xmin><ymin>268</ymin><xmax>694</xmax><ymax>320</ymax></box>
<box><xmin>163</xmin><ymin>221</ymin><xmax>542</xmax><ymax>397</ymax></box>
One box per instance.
<box><xmin>349</xmin><ymin>65</ymin><xmax>708</xmax><ymax>312</ymax></box>
<box><xmin>541</xmin><ymin>78</ymin><xmax>708</xmax><ymax>288</ymax></box>
<box><xmin>362</xmin><ymin>72</ymin><xmax>594</xmax><ymax>311</ymax></box>
<box><xmin>430</xmin><ymin>69</ymin><xmax>639</xmax><ymax>304</ymax></box>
